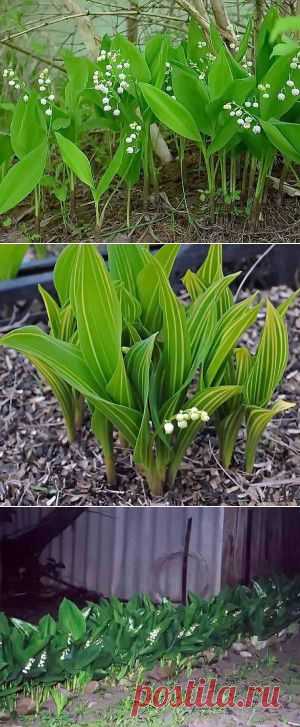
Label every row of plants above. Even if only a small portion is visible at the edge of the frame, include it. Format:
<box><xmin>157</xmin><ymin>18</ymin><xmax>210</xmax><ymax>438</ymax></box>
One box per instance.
<box><xmin>1</xmin><ymin>8</ymin><xmax>300</xmax><ymax>230</ymax></box>
<box><xmin>0</xmin><ymin>243</ymin><xmax>297</xmax><ymax>494</ymax></box>
<box><xmin>0</xmin><ymin>576</ymin><xmax>299</xmax><ymax>698</ymax></box>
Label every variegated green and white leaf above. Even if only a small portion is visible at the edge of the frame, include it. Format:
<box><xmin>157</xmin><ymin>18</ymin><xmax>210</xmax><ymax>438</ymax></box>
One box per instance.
<box><xmin>245</xmin><ymin>300</ymin><xmax>289</xmax><ymax>407</ymax></box>
<box><xmin>245</xmin><ymin>399</ymin><xmax>295</xmax><ymax>472</ymax></box>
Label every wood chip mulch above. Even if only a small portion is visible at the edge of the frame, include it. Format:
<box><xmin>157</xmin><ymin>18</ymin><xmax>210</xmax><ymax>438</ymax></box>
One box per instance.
<box><xmin>0</xmin><ymin>285</ymin><xmax>300</xmax><ymax>507</ymax></box>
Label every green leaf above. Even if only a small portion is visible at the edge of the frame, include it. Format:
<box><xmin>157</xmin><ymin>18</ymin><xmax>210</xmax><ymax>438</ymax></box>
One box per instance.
<box><xmin>218</xmin><ymin>407</ymin><xmax>244</xmax><ymax>468</ymax></box>
<box><xmin>271</xmin><ymin>16</ymin><xmax>300</xmax><ymax>41</ymax></box>
<box><xmin>0</xmin><ymin>243</ymin><xmax>29</xmax><ymax>280</ymax></box>
<box><xmin>108</xmin><ymin>243</ymin><xmax>149</xmax><ymax>297</ymax></box>
<box><xmin>139</xmin><ymin>83</ymin><xmax>202</xmax><ymax>143</ymax></box>
<box><xmin>71</xmin><ymin>245</ymin><xmax>122</xmax><ymax>388</ymax></box>
<box><xmin>0</xmin><ymin>141</ymin><xmax>48</xmax><ymax>215</ymax></box>
<box><xmin>136</xmin><ymin>244</ymin><xmax>180</xmax><ymax>332</ymax></box>
<box><xmin>262</xmin><ymin>120</ymin><xmax>300</xmax><ymax>164</ymax></box>
<box><xmin>208</xmin><ymin>48</ymin><xmax>233</xmax><ymax>100</ymax></box>
<box><xmin>245</xmin><ymin>300</ymin><xmax>289</xmax><ymax>407</ymax></box>
<box><xmin>53</xmin><ymin>244</ymin><xmax>78</xmax><ymax>306</ymax></box>
<box><xmin>95</xmin><ymin>140</ymin><xmax>125</xmax><ymax>202</ymax></box>
<box><xmin>113</xmin><ymin>34</ymin><xmax>151</xmax><ymax>82</ymax></box>
<box><xmin>245</xmin><ymin>400</ymin><xmax>295</xmax><ymax>472</ymax></box>
<box><xmin>58</xmin><ymin>599</ymin><xmax>86</xmax><ymax>641</ymax></box>
<box><xmin>38</xmin><ymin>286</ymin><xmax>61</xmax><ymax>338</ymax></box>
<box><xmin>10</xmin><ymin>95</ymin><xmax>47</xmax><ymax>159</ymax></box>
<box><xmin>151</xmin><ymin>256</ymin><xmax>192</xmax><ymax>397</ymax></box>
<box><xmin>236</xmin><ymin>18</ymin><xmax>252</xmax><ymax>62</ymax></box>
<box><xmin>172</xmin><ymin>66</ymin><xmax>212</xmax><ymax>136</ymax></box>
<box><xmin>205</xmin><ymin>297</ymin><xmax>260</xmax><ymax>386</ymax></box>
<box><xmin>55</xmin><ymin>133</ymin><xmax>94</xmax><ymax>189</ymax></box>
<box><xmin>145</xmin><ymin>34</ymin><xmax>169</xmax><ymax>88</ymax></box>
<box><xmin>126</xmin><ymin>335</ymin><xmax>157</xmax><ymax>466</ymax></box>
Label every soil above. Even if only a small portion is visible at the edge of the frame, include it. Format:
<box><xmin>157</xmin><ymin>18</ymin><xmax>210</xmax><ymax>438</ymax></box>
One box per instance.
<box><xmin>0</xmin><ymin>149</ymin><xmax>300</xmax><ymax>246</ymax></box>
<box><xmin>0</xmin><ymin>285</ymin><xmax>299</xmax><ymax>507</ymax></box>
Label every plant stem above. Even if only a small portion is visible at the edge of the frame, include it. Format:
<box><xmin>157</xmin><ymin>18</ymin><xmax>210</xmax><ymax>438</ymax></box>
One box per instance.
<box><xmin>69</xmin><ymin>169</ymin><xmax>76</xmax><ymax>218</ymax></box>
<box><xmin>95</xmin><ymin>199</ymin><xmax>100</xmax><ymax>227</ymax></box>
<box><xmin>126</xmin><ymin>186</ymin><xmax>131</xmax><ymax>229</ymax></box>
<box><xmin>145</xmin><ymin>463</ymin><xmax>165</xmax><ymax>496</ymax></box>
<box><xmin>34</xmin><ymin>185</ymin><xmax>41</xmax><ymax>237</ymax></box>
<box><xmin>221</xmin><ymin>150</ymin><xmax>227</xmax><ymax>198</ymax></box>
<box><xmin>241</xmin><ymin>151</ymin><xmax>250</xmax><ymax>203</ymax></box>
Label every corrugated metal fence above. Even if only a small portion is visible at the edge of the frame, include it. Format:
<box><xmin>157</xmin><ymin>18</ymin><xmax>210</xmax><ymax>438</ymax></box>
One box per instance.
<box><xmin>1</xmin><ymin>508</ymin><xmax>225</xmax><ymax>601</ymax></box>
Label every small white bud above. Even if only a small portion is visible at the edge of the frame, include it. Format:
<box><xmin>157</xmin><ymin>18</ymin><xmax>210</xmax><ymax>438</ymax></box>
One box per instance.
<box><xmin>244</xmin><ymin>101</ymin><xmax>251</xmax><ymax>108</ymax></box>
<box><xmin>262</xmin><ymin>93</ymin><xmax>269</xmax><ymax>98</ymax></box>
<box><xmin>200</xmin><ymin>410</ymin><xmax>210</xmax><ymax>422</ymax></box>
<box><xmin>287</xmin><ymin>79</ymin><xmax>294</xmax><ymax>88</ymax></box>
<box><xmin>237</xmin><ymin>118</ymin><xmax>245</xmax><ymax>125</ymax></box>
<box><xmin>290</xmin><ymin>62</ymin><xmax>297</xmax><ymax>69</ymax></box>
<box><xmin>23</xmin><ymin>94</ymin><xmax>29</xmax><ymax>102</ymax></box>
<box><xmin>127</xmin><ymin>146</ymin><xmax>134</xmax><ymax>154</ymax></box>
<box><xmin>48</xmin><ymin>94</ymin><xmax>55</xmax><ymax>101</ymax></box>
<box><xmin>177</xmin><ymin>420</ymin><xmax>188</xmax><ymax>429</ymax></box>
<box><xmin>113</xmin><ymin>108</ymin><xmax>120</xmax><ymax>116</ymax></box>
<box><xmin>45</xmin><ymin>107</ymin><xmax>52</xmax><ymax>116</ymax></box>
<box><xmin>277</xmin><ymin>92</ymin><xmax>285</xmax><ymax>101</ymax></box>
<box><xmin>164</xmin><ymin>421</ymin><xmax>174</xmax><ymax>434</ymax></box>
<box><xmin>292</xmin><ymin>88</ymin><xmax>300</xmax><ymax>96</ymax></box>
<box><xmin>252</xmin><ymin>101</ymin><xmax>259</xmax><ymax>108</ymax></box>
<box><xmin>252</xmin><ymin>124</ymin><xmax>261</xmax><ymax>135</ymax></box>
<box><xmin>40</xmin><ymin>98</ymin><xmax>47</xmax><ymax>105</ymax></box>
<box><xmin>103</xmin><ymin>104</ymin><xmax>111</xmax><ymax>111</ymax></box>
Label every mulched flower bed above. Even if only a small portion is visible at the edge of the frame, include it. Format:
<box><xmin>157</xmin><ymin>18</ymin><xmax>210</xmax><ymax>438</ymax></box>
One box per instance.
<box><xmin>0</xmin><ymin>286</ymin><xmax>300</xmax><ymax>507</ymax></box>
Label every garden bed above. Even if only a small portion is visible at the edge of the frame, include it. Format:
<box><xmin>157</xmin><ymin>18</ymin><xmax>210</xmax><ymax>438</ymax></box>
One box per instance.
<box><xmin>0</xmin><ymin>284</ymin><xmax>299</xmax><ymax>507</ymax></box>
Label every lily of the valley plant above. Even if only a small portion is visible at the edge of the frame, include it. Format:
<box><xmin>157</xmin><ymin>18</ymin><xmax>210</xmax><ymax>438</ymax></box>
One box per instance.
<box><xmin>0</xmin><ymin>243</ymin><xmax>296</xmax><ymax>495</ymax></box>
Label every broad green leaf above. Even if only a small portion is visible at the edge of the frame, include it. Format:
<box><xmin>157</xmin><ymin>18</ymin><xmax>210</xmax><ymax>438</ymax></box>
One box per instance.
<box><xmin>208</xmin><ymin>48</ymin><xmax>233</xmax><ymax>100</ymax></box>
<box><xmin>30</xmin><ymin>355</ymin><xmax>76</xmax><ymax>442</ymax></box>
<box><xmin>53</xmin><ymin>244</ymin><xmax>78</xmax><ymax>306</ymax></box>
<box><xmin>0</xmin><ymin>133</ymin><xmax>12</xmax><ymax>164</ymax></box>
<box><xmin>218</xmin><ymin>407</ymin><xmax>244</xmax><ymax>468</ymax></box>
<box><xmin>0</xmin><ymin>141</ymin><xmax>48</xmax><ymax>215</ymax></box>
<box><xmin>145</xmin><ymin>34</ymin><xmax>169</xmax><ymax>88</ymax></box>
<box><xmin>71</xmin><ymin>245</ymin><xmax>120</xmax><ymax>384</ymax></box>
<box><xmin>205</xmin><ymin>297</ymin><xmax>260</xmax><ymax>386</ymax></box>
<box><xmin>136</xmin><ymin>244</ymin><xmax>180</xmax><ymax>332</ymax></box>
<box><xmin>10</xmin><ymin>96</ymin><xmax>47</xmax><ymax>159</ymax></box>
<box><xmin>139</xmin><ymin>83</ymin><xmax>202</xmax><ymax>143</ymax></box>
<box><xmin>0</xmin><ymin>243</ymin><xmax>29</xmax><ymax>280</ymax></box>
<box><xmin>188</xmin><ymin>273</ymin><xmax>239</xmax><ymax>363</ymax></box>
<box><xmin>108</xmin><ymin>244</ymin><xmax>149</xmax><ymax>297</ymax></box>
<box><xmin>245</xmin><ymin>400</ymin><xmax>295</xmax><ymax>472</ymax></box>
<box><xmin>262</xmin><ymin>120</ymin><xmax>300</xmax><ymax>164</ymax></box>
<box><xmin>172</xmin><ymin>66</ymin><xmax>212</xmax><ymax>136</ymax></box>
<box><xmin>126</xmin><ymin>335</ymin><xmax>157</xmax><ymax>465</ymax></box>
<box><xmin>151</xmin><ymin>257</ymin><xmax>192</xmax><ymax>397</ymax></box>
<box><xmin>271</xmin><ymin>16</ymin><xmax>300</xmax><ymax>41</ymax></box>
<box><xmin>113</xmin><ymin>34</ymin><xmax>151</xmax><ymax>82</ymax></box>
<box><xmin>55</xmin><ymin>133</ymin><xmax>94</xmax><ymax>189</ymax></box>
<box><xmin>245</xmin><ymin>300</ymin><xmax>289</xmax><ymax>407</ymax></box>
<box><xmin>58</xmin><ymin>599</ymin><xmax>86</xmax><ymax>641</ymax></box>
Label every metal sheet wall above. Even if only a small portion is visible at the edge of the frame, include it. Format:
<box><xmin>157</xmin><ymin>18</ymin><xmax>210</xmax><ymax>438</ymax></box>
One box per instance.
<box><xmin>1</xmin><ymin>508</ymin><xmax>225</xmax><ymax>601</ymax></box>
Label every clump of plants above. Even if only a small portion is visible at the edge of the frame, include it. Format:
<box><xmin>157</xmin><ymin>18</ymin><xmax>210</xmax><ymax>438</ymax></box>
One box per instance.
<box><xmin>0</xmin><ymin>243</ymin><xmax>297</xmax><ymax>494</ymax></box>
<box><xmin>0</xmin><ymin>576</ymin><xmax>299</xmax><ymax>699</ymax></box>
<box><xmin>0</xmin><ymin>8</ymin><xmax>300</xmax><ymax>230</ymax></box>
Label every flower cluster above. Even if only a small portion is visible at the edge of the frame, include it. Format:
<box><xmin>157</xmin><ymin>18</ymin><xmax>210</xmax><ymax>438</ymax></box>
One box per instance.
<box><xmin>37</xmin><ymin>68</ymin><xmax>54</xmax><ymax>116</ymax></box>
<box><xmin>241</xmin><ymin>59</ymin><xmax>254</xmax><ymax>73</ymax></box>
<box><xmin>147</xmin><ymin>627</ymin><xmax>160</xmax><ymax>643</ymax></box>
<box><xmin>93</xmin><ymin>48</ymin><xmax>131</xmax><ymax>117</ymax></box>
<box><xmin>223</xmin><ymin>101</ymin><xmax>261</xmax><ymax>134</ymax></box>
<box><xmin>177</xmin><ymin>624</ymin><xmax>198</xmax><ymax>638</ymax></box>
<box><xmin>38</xmin><ymin>650</ymin><xmax>47</xmax><ymax>669</ymax></box>
<box><xmin>22</xmin><ymin>657</ymin><xmax>35</xmax><ymax>674</ymax></box>
<box><xmin>277</xmin><ymin>76</ymin><xmax>300</xmax><ymax>101</ymax></box>
<box><xmin>164</xmin><ymin>61</ymin><xmax>175</xmax><ymax>98</ymax></box>
<box><xmin>164</xmin><ymin>407</ymin><xmax>210</xmax><ymax>434</ymax></box>
<box><xmin>2</xmin><ymin>67</ymin><xmax>21</xmax><ymax>90</ymax></box>
<box><xmin>60</xmin><ymin>633</ymin><xmax>72</xmax><ymax>660</ymax></box>
<box><xmin>125</xmin><ymin>120</ymin><xmax>142</xmax><ymax>154</ymax></box>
